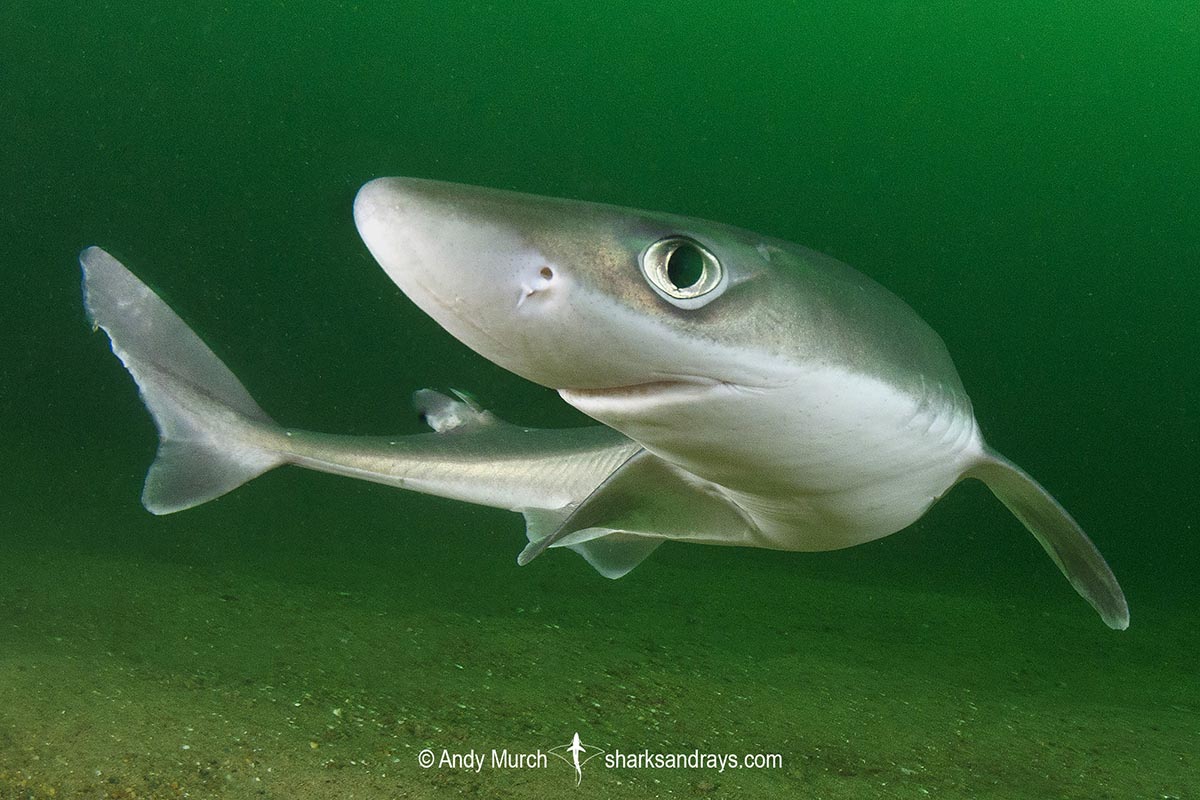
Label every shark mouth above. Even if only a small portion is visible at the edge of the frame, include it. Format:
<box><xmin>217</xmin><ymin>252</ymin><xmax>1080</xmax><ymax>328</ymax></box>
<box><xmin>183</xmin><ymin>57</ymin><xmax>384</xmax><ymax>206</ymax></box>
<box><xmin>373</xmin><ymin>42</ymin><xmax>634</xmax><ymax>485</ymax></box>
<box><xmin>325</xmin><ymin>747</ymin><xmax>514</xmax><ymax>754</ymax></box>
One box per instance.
<box><xmin>559</xmin><ymin>377</ymin><xmax>722</xmax><ymax>406</ymax></box>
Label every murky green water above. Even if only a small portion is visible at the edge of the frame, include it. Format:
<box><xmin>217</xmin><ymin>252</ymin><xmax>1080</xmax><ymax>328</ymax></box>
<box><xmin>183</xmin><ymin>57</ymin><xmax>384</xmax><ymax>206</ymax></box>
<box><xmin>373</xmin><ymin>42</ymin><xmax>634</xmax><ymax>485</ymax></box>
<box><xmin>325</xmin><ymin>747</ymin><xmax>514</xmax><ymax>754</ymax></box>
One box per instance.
<box><xmin>2</xmin><ymin>3</ymin><xmax>1196</xmax><ymax>798</ymax></box>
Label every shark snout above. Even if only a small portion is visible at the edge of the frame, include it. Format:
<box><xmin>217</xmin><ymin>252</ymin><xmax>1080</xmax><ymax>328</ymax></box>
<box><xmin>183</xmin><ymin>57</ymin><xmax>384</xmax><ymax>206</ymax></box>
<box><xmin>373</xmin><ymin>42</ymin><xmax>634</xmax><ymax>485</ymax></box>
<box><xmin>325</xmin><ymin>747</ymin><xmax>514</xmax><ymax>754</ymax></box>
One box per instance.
<box><xmin>355</xmin><ymin>176</ymin><xmax>538</xmax><ymax>306</ymax></box>
<box><xmin>353</xmin><ymin>176</ymin><xmax>586</xmax><ymax>384</ymax></box>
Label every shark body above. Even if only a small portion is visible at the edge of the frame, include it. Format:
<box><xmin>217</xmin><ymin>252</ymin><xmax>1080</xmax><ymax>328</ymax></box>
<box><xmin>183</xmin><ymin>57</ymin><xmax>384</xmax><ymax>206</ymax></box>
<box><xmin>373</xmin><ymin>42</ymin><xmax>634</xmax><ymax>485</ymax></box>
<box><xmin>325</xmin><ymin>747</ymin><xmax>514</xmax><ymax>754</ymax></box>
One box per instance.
<box><xmin>81</xmin><ymin>177</ymin><xmax>1128</xmax><ymax>628</ymax></box>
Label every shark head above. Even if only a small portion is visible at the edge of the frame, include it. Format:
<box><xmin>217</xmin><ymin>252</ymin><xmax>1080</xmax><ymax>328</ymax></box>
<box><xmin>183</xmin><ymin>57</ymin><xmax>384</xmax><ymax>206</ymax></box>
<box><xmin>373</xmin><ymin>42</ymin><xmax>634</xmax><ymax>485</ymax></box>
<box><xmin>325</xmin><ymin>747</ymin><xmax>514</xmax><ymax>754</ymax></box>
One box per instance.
<box><xmin>353</xmin><ymin>177</ymin><xmax>800</xmax><ymax>403</ymax></box>
<box><xmin>353</xmin><ymin>176</ymin><xmax>965</xmax><ymax>498</ymax></box>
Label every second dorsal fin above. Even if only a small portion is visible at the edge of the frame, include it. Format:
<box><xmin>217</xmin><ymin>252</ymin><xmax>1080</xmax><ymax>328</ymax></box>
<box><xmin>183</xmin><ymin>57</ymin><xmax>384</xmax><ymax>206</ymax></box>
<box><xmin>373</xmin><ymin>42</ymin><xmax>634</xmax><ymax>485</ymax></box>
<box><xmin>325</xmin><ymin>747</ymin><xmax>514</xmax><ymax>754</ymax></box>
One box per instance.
<box><xmin>412</xmin><ymin>388</ymin><xmax>497</xmax><ymax>433</ymax></box>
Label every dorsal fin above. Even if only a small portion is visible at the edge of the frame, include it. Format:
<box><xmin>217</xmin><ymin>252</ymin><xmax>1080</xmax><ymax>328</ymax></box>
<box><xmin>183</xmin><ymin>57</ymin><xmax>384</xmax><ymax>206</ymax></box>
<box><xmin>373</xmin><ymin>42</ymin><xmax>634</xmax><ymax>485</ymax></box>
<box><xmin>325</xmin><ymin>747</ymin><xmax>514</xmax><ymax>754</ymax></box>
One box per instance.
<box><xmin>412</xmin><ymin>388</ymin><xmax>497</xmax><ymax>433</ymax></box>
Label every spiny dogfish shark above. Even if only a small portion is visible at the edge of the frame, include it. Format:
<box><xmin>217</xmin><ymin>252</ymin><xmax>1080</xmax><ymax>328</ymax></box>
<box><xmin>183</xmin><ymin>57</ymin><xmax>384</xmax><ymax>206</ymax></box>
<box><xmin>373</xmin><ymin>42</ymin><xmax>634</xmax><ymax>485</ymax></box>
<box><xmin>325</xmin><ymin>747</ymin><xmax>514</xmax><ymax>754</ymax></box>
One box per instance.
<box><xmin>80</xmin><ymin>177</ymin><xmax>1128</xmax><ymax>629</ymax></box>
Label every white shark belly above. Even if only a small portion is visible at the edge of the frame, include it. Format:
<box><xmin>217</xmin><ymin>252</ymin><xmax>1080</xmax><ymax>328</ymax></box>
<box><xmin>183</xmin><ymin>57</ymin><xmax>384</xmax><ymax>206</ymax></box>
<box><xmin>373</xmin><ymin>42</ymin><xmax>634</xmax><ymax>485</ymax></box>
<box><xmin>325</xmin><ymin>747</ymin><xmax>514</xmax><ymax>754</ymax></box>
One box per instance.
<box><xmin>572</xmin><ymin>366</ymin><xmax>983</xmax><ymax>552</ymax></box>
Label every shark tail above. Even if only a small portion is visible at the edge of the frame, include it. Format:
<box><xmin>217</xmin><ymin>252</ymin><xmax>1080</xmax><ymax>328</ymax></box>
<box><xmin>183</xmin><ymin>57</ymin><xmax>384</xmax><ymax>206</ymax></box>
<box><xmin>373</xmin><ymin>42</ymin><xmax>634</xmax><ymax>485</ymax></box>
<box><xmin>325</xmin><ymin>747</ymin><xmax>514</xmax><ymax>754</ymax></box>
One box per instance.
<box><xmin>965</xmin><ymin>449</ymin><xmax>1128</xmax><ymax>630</ymax></box>
<box><xmin>81</xmin><ymin>246</ymin><xmax>284</xmax><ymax>514</ymax></box>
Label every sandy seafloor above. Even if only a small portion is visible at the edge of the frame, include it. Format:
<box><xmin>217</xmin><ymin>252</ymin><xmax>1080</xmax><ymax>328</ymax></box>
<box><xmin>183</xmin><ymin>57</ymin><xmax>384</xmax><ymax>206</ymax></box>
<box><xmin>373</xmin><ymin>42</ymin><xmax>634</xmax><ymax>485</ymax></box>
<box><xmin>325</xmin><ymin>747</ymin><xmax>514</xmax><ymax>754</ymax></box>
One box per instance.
<box><xmin>1</xmin><ymin>449</ymin><xmax>1194</xmax><ymax>800</ymax></box>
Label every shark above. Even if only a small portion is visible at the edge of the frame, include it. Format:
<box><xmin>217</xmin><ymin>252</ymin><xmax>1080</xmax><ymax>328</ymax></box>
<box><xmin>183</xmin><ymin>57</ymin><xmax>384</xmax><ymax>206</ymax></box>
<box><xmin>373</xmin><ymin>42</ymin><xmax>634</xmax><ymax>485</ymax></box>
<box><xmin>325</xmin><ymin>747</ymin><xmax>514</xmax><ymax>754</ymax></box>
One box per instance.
<box><xmin>80</xmin><ymin>177</ymin><xmax>1128</xmax><ymax>629</ymax></box>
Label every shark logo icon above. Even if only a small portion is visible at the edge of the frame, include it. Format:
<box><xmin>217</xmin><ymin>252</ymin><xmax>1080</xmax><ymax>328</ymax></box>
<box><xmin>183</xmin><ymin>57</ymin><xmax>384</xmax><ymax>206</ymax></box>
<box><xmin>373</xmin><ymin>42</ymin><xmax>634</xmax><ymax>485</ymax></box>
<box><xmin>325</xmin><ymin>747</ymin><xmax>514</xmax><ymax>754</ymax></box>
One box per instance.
<box><xmin>548</xmin><ymin>732</ymin><xmax>606</xmax><ymax>786</ymax></box>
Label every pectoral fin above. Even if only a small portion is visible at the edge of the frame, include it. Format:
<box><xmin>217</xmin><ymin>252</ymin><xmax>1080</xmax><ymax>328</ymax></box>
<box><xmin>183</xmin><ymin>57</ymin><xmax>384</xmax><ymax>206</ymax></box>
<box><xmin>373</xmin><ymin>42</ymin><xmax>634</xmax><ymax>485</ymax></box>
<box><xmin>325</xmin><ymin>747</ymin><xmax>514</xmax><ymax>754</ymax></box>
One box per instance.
<box><xmin>517</xmin><ymin>449</ymin><xmax>755</xmax><ymax>573</ymax></box>
<box><xmin>966</xmin><ymin>449</ymin><xmax>1129</xmax><ymax>630</ymax></box>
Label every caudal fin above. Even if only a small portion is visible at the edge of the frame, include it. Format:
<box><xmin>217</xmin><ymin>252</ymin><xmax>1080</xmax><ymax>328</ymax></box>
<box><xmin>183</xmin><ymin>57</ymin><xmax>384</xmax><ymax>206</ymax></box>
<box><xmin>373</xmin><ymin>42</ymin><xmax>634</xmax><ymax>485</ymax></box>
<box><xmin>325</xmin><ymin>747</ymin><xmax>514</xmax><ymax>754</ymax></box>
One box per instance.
<box><xmin>966</xmin><ymin>450</ymin><xmax>1129</xmax><ymax>630</ymax></box>
<box><xmin>81</xmin><ymin>246</ymin><xmax>284</xmax><ymax>514</ymax></box>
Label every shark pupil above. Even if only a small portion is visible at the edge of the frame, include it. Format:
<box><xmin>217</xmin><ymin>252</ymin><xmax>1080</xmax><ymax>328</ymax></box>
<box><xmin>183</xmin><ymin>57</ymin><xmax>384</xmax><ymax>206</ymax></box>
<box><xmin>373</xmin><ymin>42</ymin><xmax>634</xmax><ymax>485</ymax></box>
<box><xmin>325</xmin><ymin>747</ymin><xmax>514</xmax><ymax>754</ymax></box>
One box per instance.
<box><xmin>667</xmin><ymin>243</ymin><xmax>705</xmax><ymax>289</ymax></box>
<box><xmin>639</xmin><ymin>235</ymin><xmax>723</xmax><ymax>305</ymax></box>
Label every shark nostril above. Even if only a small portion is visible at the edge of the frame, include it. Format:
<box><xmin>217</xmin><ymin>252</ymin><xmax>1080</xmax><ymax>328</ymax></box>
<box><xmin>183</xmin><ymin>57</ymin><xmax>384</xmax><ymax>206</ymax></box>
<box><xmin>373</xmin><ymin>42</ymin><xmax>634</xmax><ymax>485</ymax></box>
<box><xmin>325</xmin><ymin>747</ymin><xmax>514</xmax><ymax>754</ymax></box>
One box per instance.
<box><xmin>517</xmin><ymin>266</ymin><xmax>558</xmax><ymax>309</ymax></box>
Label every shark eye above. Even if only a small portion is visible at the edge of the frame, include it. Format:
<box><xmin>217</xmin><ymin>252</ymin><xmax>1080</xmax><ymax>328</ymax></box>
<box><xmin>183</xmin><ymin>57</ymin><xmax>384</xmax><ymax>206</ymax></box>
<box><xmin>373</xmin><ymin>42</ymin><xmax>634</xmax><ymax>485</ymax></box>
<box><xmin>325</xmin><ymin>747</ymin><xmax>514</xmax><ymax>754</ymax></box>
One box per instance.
<box><xmin>640</xmin><ymin>236</ymin><xmax>726</xmax><ymax>308</ymax></box>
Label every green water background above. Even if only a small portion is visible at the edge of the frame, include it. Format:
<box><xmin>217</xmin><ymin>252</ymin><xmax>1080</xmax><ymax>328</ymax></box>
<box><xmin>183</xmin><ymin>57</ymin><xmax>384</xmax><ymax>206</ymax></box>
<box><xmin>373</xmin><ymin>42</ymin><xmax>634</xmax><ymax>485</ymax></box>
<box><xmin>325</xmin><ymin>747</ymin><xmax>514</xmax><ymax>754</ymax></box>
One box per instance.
<box><xmin>1</xmin><ymin>2</ymin><xmax>1197</xmax><ymax>797</ymax></box>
